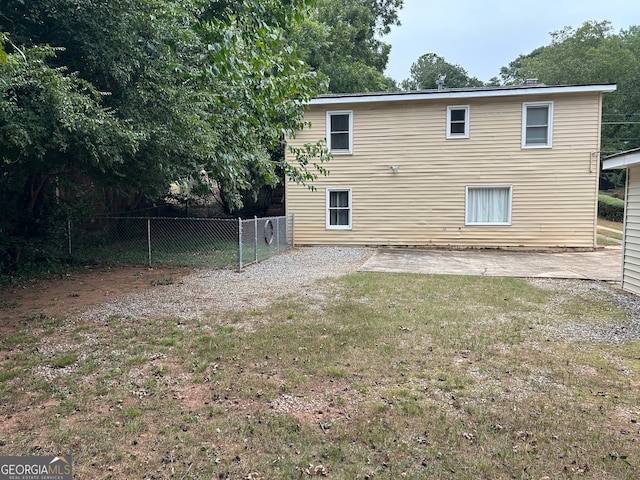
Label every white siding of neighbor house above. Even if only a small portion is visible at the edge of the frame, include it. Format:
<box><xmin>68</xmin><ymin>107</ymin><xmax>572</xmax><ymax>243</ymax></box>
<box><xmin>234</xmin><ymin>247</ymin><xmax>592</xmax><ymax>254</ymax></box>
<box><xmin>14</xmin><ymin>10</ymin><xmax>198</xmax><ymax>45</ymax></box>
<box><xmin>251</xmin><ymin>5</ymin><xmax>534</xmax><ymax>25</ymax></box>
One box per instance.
<box><xmin>623</xmin><ymin>166</ymin><xmax>640</xmax><ymax>294</ymax></box>
<box><xmin>285</xmin><ymin>92</ymin><xmax>603</xmax><ymax>248</ymax></box>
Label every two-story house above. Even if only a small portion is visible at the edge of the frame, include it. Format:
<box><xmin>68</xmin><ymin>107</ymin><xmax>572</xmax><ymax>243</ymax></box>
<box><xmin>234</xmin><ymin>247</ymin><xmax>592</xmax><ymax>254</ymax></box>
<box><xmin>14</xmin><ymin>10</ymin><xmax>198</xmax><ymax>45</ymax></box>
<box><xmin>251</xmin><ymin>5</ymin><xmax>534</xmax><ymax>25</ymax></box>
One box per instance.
<box><xmin>285</xmin><ymin>83</ymin><xmax>616</xmax><ymax>249</ymax></box>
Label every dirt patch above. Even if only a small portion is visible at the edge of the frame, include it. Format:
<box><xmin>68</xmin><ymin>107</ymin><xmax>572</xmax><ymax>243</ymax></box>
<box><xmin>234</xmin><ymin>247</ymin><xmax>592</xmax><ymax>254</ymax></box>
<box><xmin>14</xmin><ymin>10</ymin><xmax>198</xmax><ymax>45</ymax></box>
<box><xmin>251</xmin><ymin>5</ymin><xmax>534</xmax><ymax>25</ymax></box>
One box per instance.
<box><xmin>0</xmin><ymin>265</ymin><xmax>196</xmax><ymax>334</ymax></box>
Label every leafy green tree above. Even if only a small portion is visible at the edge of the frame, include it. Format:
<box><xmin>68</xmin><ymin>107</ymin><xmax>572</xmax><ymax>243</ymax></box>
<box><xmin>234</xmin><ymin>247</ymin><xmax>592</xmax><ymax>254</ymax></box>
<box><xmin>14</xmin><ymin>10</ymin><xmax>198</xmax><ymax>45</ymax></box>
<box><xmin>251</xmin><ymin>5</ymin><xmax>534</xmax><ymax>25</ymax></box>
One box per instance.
<box><xmin>0</xmin><ymin>0</ymin><xmax>329</xmax><ymax>272</ymax></box>
<box><xmin>400</xmin><ymin>53</ymin><xmax>484</xmax><ymax>90</ymax></box>
<box><xmin>291</xmin><ymin>0</ymin><xmax>403</xmax><ymax>93</ymax></box>
<box><xmin>495</xmin><ymin>49</ymin><xmax>544</xmax><ymax>86</ymax></box>
<box><xmin>2</xmin><ymin>0</ymin><xmax>328</xmax><ymax>204</ymax></box>
<box><xmin>0</xmin><ymin>45</ymin><xmax>138</xmax><ymax>271</ymax></box>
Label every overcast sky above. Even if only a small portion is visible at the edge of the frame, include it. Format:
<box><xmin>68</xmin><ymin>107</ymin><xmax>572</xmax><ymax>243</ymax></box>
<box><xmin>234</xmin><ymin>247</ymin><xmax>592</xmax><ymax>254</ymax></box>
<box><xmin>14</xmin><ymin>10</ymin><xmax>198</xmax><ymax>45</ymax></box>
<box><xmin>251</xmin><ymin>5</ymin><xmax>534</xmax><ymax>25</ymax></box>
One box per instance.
<box><xmin>384</xmin><ymin>0</ymin><xmax>640</xmax><ymax>84</ymax></box>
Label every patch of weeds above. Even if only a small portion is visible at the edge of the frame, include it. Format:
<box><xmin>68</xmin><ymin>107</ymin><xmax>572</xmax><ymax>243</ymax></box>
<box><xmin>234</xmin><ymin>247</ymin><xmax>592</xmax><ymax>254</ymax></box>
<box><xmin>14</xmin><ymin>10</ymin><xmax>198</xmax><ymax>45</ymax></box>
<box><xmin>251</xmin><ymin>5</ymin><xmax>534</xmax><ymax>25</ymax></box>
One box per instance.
<box><xmin>150</xmin><ymin>277</ymin><xmax>174</xmax><ymax>286</ymax></box>
<box><xmin>372</xmin><ymin>401</ymin><xmax>391</xmax><ymax>414</ymax></box>
<box><xmin>159</xmin><ymin>338</ymin><xmax>176</xmax><ymax>347</ymax></box>
<box><xmin>125</xmin><ymin>406</ymin><xmax>144</xmax><ymax>419</ymax></box>
<box><xmin>285</xmin><ymin>369</ymin><xmax>309</xmax><ymax>386</ymax></box>
<box><xmin>189</xmin><ymin>361</ymin><xmax>209</xmax><ymax>374</ymax></box>
<box><xmin>196</xmin><ymin>334</ymin><xmax>214</xmax><ymax>346</ymax></box>
<box><xmin>51</xmin><ymin>352</ymin><xmax>78</xmax><ymax>368</ymax></box>
<box><xmin>205</xmin><ymin>405</ymin><xmax>226</xmax><ymax>416</ymax></box>
<box><xmin>238</xmin><ymin>381</ymin><xmax>278</xmax><ymax>401</ymax></box>
<box><xmin>45</xmin><ymin>383</ymin><xmax>74</xmax><ymax>400</ymax></box>
<box><xmin>0</xmin><ymin>331</ymin><xmax>37</xmax><ymax>349</ymax></box>
<box><xmin>23</xmin><ymin>312</ymin><xmax>48</xmax><ymax>321</ymax></box>
<box><xmin>558</xmin><ymin>290</ymin><xmax>628</xmax><ymax>324</ymax></box>
<box><xmin>396</xmin><ymin>397</ymin><xmax>423</xmax><ymax>415</ymax></box>
<box><xmin>326</xmin><ymin>366</ymin><xmax>348</xmax><ymax>378</ymax></box>
<box><xmin>125</xmin><ymin>421</ymin><xmax>147</xmax><ymax>435</ymax></box>
<box><xmin>326</xmin><ymin>393</ymin><xmax>346</xmax><ymax>407</ymax></box>
<box><xmin>143</xmin><ymin>376</ymin><xmax>159</xmax><ymax>393</ymax></box>
<box><xmin>127</xmin><ymin>354</ymin><xmax>147</xmax><ymax>366</ymax></box>
<box><xmin>0</xmin><ymin>370</ymin><xmax>19</xmax><ymax>382</ymax></box>
<box><xmin>320</xmin><ymin>443</ymin><xmax>345</xmax><ymax>462</ymax></box>
<box><xmin>77</xmin><ymin>359</ymin><xmax>100</xmax><ymax>375</ymax></box>
<box><xmin>355</xmin><ymin>384</ymin><xmax>369</xmax><ymax>394</ymax></box>
<box><xmin>434</xmin><ymin>370</ymin><xmax>473</xmax><ymax>393</ymax></box>
<box><xmin>55</xmin><ymin>400</ymin><xmax>81</xmax><ymax>416</ymax></box>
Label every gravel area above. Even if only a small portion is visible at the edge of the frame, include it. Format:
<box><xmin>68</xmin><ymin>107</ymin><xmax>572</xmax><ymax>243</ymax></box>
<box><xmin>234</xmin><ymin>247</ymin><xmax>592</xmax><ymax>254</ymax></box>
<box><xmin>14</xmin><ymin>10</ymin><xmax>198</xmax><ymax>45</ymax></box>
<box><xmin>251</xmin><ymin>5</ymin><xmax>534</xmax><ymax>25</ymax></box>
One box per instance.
<box><xmin>80</xmin><ymin>247</ymin><xmax>373</xmax><ymax>321</ymax></box>
<box><xmin>77</xmin><ymin>247</ymin><xmax>640</xmax><ymax>345</ymax></box>
<box><xmin>528</xmin><ymin>278</ymin><xmax>640</xmax><ymax>344</ymax></box>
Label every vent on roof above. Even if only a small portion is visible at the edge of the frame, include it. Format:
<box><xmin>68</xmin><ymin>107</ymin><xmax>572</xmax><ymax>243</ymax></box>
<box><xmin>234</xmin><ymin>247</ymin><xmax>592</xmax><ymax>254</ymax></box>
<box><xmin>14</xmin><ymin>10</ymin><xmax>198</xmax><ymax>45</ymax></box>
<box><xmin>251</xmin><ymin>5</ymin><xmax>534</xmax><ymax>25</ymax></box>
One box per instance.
<box><xmin>523</xmin><ymin>78</ymin><xmax>539</xmax><ymax>86</ymax></box>
<box><xmin>436</xmin><ymin>75</ymin><xmax>446</xmax><ymax>90</ymax></box>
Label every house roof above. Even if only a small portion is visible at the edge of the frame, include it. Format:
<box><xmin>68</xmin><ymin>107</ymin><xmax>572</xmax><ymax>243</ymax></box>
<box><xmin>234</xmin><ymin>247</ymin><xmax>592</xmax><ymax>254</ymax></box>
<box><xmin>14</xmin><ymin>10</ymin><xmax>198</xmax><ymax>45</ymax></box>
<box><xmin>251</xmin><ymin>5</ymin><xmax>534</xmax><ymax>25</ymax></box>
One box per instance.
<box><xmin>309</xmin><ymin>83</ymin><xmax>617</xmax><ymax>106</ymax></box>
<box><xmin>602</xmin><ymin>147</ymin><xmax>640</xmax><ymax>170</ymax></box>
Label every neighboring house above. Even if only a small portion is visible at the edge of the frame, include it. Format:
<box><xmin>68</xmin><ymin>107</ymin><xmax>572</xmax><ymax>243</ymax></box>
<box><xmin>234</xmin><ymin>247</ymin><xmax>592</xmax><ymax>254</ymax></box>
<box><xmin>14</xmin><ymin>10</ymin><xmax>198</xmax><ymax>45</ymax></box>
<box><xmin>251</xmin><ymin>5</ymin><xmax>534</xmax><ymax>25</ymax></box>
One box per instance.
<box><xmin>285</xmin><ymin>83</ymin><xmax>616</xmax><ymax>249</ymax></box>
<box><xmin>602</xmin><ymin>148</ymin><xmax>640</xmax><ymax>295</ymax></box>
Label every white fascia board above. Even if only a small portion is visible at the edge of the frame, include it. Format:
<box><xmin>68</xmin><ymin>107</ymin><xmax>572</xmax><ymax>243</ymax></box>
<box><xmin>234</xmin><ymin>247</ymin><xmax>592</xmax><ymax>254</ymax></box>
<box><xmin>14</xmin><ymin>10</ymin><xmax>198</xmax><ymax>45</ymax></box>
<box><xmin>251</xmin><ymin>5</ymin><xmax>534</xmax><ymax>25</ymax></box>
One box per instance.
<box><xmin>309</xmin><ymin>84</ymin><xmax>617</xmax><ymax>106</ymax></box>
<box><xmin>603</xmin><ymin>151</ymin><xmax>640</xmax><ymax>170</ymax></box>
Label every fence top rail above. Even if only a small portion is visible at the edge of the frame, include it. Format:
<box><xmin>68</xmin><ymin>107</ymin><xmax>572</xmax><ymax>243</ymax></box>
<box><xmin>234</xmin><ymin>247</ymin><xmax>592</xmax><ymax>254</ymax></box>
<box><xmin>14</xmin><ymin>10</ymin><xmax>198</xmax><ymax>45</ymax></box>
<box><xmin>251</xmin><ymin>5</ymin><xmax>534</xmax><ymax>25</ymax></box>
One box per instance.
<box><xmin>240</xmin><ymin>214</ymin><xmax>294</xmax><ymax>222</ymax></box>
<box><xmin>94</xmin><ymin>216</ymin><xmax>240</xmax><ymax>222</ymax></box>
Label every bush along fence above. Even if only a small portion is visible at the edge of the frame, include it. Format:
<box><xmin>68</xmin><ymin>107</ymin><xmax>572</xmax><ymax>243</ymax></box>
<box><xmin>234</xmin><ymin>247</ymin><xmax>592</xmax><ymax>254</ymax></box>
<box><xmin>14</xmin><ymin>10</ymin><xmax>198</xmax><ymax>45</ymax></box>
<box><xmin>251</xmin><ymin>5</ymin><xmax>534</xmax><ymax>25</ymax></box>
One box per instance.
<box><xmin>68</xmin><ymin>215</ymin><xmax>295</xmax><ymax>270</ymax></box>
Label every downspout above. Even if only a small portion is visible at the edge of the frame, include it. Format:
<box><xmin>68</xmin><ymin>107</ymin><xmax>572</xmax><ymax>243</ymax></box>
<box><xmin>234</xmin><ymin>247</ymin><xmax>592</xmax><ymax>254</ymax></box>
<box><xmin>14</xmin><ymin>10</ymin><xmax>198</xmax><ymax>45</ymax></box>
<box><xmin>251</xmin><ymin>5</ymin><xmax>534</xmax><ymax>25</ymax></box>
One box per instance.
<box><xmin>593</xmin><ymin>92</ymin><xmax>604</xmax><ymax>250</ymax></box>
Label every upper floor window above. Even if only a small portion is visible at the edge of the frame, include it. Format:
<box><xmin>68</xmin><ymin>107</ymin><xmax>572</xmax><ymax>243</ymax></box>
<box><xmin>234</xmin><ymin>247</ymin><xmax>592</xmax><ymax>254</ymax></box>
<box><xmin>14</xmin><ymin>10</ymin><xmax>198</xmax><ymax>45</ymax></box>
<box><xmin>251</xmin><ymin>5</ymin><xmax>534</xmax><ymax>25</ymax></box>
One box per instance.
<box><xmin>327</xmin><ymin>111</ymin><xmax>353</xmax><ymax>154</ymax></box>
<box><xmin>446</xmin><ymin>105</ymin><xmax>469</xmax><ymax>139</ymax></box>
<box><xmin>522</xmin><ymin>101</ymin><xmax>553</xmax><ymax>148</ymax></box>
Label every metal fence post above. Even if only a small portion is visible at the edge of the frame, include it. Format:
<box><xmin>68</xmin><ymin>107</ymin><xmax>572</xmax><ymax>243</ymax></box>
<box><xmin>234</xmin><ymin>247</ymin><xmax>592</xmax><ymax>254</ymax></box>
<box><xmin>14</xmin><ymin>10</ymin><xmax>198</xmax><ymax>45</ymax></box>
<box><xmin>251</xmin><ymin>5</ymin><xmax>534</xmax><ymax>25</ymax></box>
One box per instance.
<box><xmin>238</xmin><ymin>217</ymin><xmax>243</xmax><ymax>270</ymax></box>
<box><xmin>276</xmin><ymin>216</ymin><xmax>280</xmax><ymax>253</ymax></box>
<box><xmin>147</xmin><ymin>218</ymin><xmax>152</xmax><ymax>267</ymax></box>
<box><xmin>291</xmin><ymin>214</ymin><xmax>295</xmax><ymax>247</ymax></box>
<box><xmin>254</xmin><ymin>215</ymin><xmax>258</xmax><ymax>264</ymax></box>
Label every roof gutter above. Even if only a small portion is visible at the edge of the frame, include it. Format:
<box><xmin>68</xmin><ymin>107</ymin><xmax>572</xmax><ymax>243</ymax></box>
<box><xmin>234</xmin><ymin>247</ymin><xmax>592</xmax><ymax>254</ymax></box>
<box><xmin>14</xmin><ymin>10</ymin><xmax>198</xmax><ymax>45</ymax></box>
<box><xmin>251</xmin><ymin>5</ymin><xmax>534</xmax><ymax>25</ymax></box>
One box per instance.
<box><xmin>309</xmin><ymin>84</ymin><xmax>617</xmax><ymax>106</ymax></box>
<box><xmin>602</xmin><ymin>148</ymin><xmax>640</xmax><ymax>170</ymax></box>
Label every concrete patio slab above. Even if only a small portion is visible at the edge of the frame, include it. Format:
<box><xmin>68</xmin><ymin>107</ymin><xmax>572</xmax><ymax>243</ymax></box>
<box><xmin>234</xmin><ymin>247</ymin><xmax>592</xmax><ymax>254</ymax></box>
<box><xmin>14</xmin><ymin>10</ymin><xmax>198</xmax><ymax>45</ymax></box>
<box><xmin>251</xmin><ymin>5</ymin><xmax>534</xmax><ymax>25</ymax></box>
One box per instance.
<box><xmin>359</xmin><ymin>247</ymin><xmax>622</xmax><ymax>282</ymax></box>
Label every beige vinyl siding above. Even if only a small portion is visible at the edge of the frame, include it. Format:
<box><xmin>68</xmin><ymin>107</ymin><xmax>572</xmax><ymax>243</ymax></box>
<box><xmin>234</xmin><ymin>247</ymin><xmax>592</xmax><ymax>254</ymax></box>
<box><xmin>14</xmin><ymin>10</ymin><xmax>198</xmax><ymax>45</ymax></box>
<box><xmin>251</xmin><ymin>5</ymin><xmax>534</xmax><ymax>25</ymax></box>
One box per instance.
<box><xmin>623</xmin><ymin>166</ymin><xmax>640</xmax><ymax>294</ymax></box>
<box><xmin>286</xmin><ymin>92</ymin><xmax>602</xmax><ymax>248</ymax></box>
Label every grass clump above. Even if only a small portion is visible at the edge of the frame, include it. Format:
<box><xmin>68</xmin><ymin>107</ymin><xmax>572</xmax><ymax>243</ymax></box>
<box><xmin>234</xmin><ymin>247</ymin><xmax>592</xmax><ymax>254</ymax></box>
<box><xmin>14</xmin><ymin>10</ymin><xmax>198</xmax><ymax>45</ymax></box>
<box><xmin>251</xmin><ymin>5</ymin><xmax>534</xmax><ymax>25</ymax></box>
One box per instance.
<box><xmin>51</xmin><ymin>352</ymin><xmax>78</xmax><ymax>369</ymax></box>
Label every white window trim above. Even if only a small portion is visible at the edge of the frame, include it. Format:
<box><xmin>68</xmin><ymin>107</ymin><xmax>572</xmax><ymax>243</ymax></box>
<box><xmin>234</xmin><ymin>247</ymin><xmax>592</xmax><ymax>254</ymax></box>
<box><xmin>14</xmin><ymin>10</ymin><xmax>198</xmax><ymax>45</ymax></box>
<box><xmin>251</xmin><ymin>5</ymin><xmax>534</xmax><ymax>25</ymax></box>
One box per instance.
<box><xmin>326</xmin><ymin>188</ymin><xmax>353</xmax><ymax>230</ymax></box>
<box><xmin>522</xmin><ymin>101</ymin><xmax>553</xmax><ymax>148</ymax></box>
<box><xmin>465</xmin><ymin>185</ymin><xmax>513</xmax><ymax>226</ymax></box>
<box><xmin>326</xmin><ymin>110</ymin><xmax>353</xmax><ymax>154</ymax></box>
<box><xmin>446</xmin><ymin>105</ymin><xmax>470</xmax><ymax>139</ymax></box>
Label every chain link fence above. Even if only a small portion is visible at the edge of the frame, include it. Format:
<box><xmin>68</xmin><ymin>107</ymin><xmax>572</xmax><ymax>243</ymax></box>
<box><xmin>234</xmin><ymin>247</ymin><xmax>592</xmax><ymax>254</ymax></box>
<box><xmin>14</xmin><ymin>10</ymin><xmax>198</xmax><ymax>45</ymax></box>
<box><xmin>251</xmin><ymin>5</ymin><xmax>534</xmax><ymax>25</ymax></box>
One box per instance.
<box><xmin>238</xmin><ymin>215</ymin><xmax>295</xmax><ymax>269</ymax></box>
<box><xmin>69</xmin><ymin>215</ymin><xmax>294</xmax><ymax>270</ymax></box>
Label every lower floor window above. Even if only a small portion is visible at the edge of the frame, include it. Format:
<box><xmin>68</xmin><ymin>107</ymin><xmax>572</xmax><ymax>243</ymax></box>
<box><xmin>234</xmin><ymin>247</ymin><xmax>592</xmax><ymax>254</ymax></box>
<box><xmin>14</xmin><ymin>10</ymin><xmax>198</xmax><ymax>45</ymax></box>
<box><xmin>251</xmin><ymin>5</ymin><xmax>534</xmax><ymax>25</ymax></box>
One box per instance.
<box><xmin>465</xmin><ymin>185</ymin><xmax>512</xmax><ymax>225</ymax></box>
<box><xmin>326</xmin><ymin>188</ymin><xmax>352</xmax><ymax>229</ymax></box>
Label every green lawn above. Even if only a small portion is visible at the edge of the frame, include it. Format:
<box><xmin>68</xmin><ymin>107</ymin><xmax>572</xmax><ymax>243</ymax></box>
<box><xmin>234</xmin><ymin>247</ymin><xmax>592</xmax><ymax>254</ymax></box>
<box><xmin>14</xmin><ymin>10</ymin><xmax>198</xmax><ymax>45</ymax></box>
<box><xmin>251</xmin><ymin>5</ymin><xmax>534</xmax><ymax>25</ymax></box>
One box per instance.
<box><xmin>597</xmin><ymin>218</ymin><xmax>624</xmax><ymax>246</ymax></box>
<box><xmin>1</xmin><ymin>273</ymin><xmax>639</xmax><ymax>478</ymax></box>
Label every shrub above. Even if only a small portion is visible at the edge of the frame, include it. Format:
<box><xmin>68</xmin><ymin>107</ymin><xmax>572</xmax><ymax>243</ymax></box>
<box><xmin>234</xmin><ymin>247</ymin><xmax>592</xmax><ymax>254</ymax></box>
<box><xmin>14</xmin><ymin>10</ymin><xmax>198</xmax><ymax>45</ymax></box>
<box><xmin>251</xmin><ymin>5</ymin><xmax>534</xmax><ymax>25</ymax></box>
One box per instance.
<box><xmin>598</xmin><ymin>194</ymin><xmax>625</xmax><ymax>222</ymax></box>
